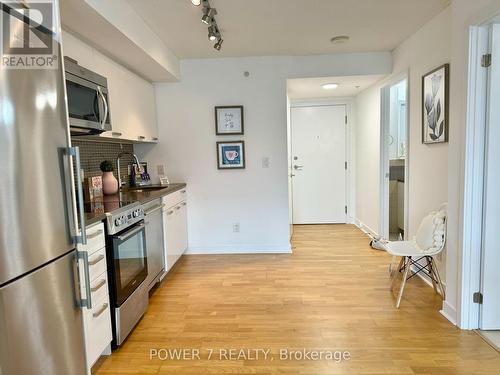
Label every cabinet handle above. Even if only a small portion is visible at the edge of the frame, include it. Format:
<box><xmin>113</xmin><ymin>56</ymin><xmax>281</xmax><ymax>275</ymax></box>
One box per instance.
<box><xmin>112</xmin><ymin>132</ymin><xmax>122</xmax><ymax>137</ymax></box>
<box><xmin>86</xmin><ymin>229</ymin><xmax>103</xmax><ymax>240</ymax></box>
<box><xmin>93</xmin><ymin>303</ymin><xmax>109</xmax><ymax>318</ymax></box>
<box><xmin>175</xmin><ymin>206</ymin><xmax>181</xmax><ymax>210</ymax></box>
<box><xmin>181</xmin><ymin>202</ymin><xmax>187</xmax><ymax>206</ymax></box>
<box><xmin>138</xmin><ymin>135</ymin><xmax>146</xmax><ymax>140</ymax></box>
<box><xmin>152</xmin><ymin>137</ymin><xmax>159</xmax><ymax>141</ymax></box>
<box><xmin>180</xmin><ymin>190</ymin><xmax>186</xmax><ymax>194</ymax></box>
<box><xmin>90</xmin><ymin>278</ymin><xmax>106</xmax><ymax>293</ymax></box>
<box><xmin>88</xmin><ymin>254</ymin><xmax>105</xmax><ymax>266</ymax></box>
<box><xmin>167</xmin><ymin>210</ymin><xmax>174</xmax><ymax>216</ymax></box>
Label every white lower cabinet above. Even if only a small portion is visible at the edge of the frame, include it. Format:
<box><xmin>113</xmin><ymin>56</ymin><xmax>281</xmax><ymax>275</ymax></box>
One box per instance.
<box><xmin>77</xmin><ymin>222</ymin><xmax>112</xmax><ymax>373</ymax></box>
<box><xmin>162</xmin><ymin>189</ymin><xmax>188</xmax><ymax>273</ymax></box>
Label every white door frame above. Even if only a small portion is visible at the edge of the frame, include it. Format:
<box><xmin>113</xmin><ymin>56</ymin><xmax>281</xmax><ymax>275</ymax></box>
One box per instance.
<box><xmin>379</xmin><ymin>73</ymin><xmax>410</xmax><ymax>239</ymax></box>
<box><xmin>289</xmin><ymin>98</ymin><xmax>355</xmax><ymax>223</ymax></box>
<box><xmin>459</xmin><ymin>24</ymin><xmax>489</xmax><ymax>330</ymax></box>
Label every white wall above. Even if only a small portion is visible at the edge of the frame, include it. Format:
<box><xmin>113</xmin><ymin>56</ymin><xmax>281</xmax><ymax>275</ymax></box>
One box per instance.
<box><xmin>135</xmin><ymin>53</ymin><xmax>391</xmax><ymax>254</ymax></box>
<box><xmin>355</xmin><ymin>8</ymin><xmax>451</xmax><ymax>278</ymax></box>
<box><xmin>355</xmin><ymin>86</ymin><xmax>383</xmax><ymax>235</ymax></box>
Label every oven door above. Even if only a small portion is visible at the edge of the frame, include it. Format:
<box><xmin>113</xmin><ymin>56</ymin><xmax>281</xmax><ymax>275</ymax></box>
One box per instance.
<box><xmin>66</xmin><ymin>72</ymin><xmax>111</xmax><ymax>134</ymax></box>
<box><xmin>110</xmin><ymin>222</ymin><xmax>148</xmax><ymax>306</ymax></box>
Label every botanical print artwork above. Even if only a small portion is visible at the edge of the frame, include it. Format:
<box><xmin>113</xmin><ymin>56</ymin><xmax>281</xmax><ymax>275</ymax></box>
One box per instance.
<box><xmin>422</xmin><ymin>64</ymin><xmax>449</xmax><ymax>144</ymax></box>
<box><xmin>217</xmin><ymin>141</ymin><xmax>245</xmax><ymax>169</ymax></box>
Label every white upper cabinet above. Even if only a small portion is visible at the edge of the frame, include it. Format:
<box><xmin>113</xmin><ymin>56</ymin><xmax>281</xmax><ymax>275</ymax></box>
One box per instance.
<box><xmin>62</xmin><ymin>31</ymin><xmax>159</xmax><ymax>143</ymax></box>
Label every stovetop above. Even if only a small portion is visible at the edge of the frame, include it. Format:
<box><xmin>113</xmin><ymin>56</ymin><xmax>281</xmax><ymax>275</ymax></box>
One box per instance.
<box><xmin>83</xmin><ymin>199</ymin><xmax>136</xmax><ymax>215</ymax></box>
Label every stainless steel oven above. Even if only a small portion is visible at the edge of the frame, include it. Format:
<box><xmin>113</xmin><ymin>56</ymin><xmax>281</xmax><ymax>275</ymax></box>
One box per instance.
<box><xmin>105</xmin><ymin>202</ymin><xmax>149</xmax><ymax>347</ymax></box>
<box><xmin>109</xmin><ymin>222</ymin><xmax>148</xmax><ymax>305</ymax></box>
<box><xmin>64</xmin><ymin>56</ymin><xmax>112</xmax><ymax>135</ymax></box>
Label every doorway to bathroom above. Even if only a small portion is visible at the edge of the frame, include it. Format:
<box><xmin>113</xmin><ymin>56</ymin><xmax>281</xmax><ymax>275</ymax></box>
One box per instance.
<box><xmin>380</xmin><ymin>77</ymin><xmax>408</xmax><ymax>240</ymax></box>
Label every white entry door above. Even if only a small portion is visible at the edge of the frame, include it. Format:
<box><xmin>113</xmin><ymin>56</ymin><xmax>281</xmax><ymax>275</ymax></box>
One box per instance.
<box><xmin>291</xmin><ymin>105</ymin><xmax>346</xmax><ymax>224</ymax></box>
<box><xmin>480</xmin><ymin>24</ymin><xmax>500</xmax><ymax>330</ymax></box>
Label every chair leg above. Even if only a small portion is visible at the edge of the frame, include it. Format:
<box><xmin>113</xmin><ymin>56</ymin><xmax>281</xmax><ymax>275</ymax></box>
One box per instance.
<box><xmin>390</xmin><ymin>257</ymin><xmax>404</xmax><ymax>290</ymax></box>
<box><xmin>430</xmin><ymin>257</ymin><xmax>446</xmax><ymax>300</ymax></box>
<box><xmin>388</xmin><ymin>255</ymin><xmax>397</xmax><ymax>274</ymax></box>
<box><xmin>396</xmin><ymin>256</ymin><xmax>411</xmax><ymax>308</ymax></box>
<box><xmin>426</xmin><ymin>256</ymin><xmax>439</xmax><ymax>294</ymax></box>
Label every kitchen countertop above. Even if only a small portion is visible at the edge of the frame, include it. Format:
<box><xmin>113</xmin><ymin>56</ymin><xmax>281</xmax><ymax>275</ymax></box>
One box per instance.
<box><xmin>83</xmin><ymin>183</ymin><xmax>186</xmax><ymax>227</ymax></box>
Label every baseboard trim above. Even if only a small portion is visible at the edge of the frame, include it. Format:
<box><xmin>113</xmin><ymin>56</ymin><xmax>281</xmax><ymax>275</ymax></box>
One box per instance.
<box><xmin>354</xmin><ymin>219</ymin><xmax>379</xmax><ymax>238</ymax></box>
<box><xmin>440</xmin><ymin>300</ymin><xmax>458</xmax><ymax>326</ymax></box>
<box><xmin>185</xmin><ymin>244</ymin><xmax>292</xmax><ymax>255</ymax></box>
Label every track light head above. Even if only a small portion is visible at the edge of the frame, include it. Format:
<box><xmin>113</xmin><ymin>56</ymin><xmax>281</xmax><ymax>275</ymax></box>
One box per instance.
<box><xmin>190</xmin><ymin>0</ymin><xmax>201</xmax><ymax>5</ymax></box>
<box><xmin>201</xmin><ymin>7</ymin><xmax>217</xmax><ymax>24</ymax></box>
<box><xmin>214</xmin><ymin>38</ymin><xmax>223</xmax><ymax>51</ymax></box>
<box><xmin>208</xmin><ymin>25</ymin><xmax>218</xmax><ymax>41</ymax></box>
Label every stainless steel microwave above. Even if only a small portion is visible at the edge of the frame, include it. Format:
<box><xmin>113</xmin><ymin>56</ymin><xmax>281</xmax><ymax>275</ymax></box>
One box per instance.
<box><xmin>64</xmin><ymin>57</ymin><xmax>112</xmax><ymax>135</ymax></box>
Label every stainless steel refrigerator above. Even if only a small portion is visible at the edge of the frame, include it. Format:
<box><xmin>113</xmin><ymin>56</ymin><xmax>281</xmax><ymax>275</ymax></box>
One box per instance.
<box><xmin>0</xmin><ymin>1</ymin><xmax>88</xmax><ymax>374</ymax></box>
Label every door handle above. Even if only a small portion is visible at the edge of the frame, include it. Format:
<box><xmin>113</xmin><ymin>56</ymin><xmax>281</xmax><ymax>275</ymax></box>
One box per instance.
<box><xmin>67</xmin><ymin>147</ymin><xmax>87</xmax><ymax>244</ymax></box>
<box><xmin>77</xmin><ymin>251</ymin><xmax>92</xmax><ymax>309</ymax></box>
<box><xmin>117</xmin><ymin>223</ymin><xmax>145</xmax><ymax>241</ymax></box>
<box><xmin>293</xmin><ymin>165</ymin><xmax>304</xmax><ymax>170</ymax></box>
<box><xmin>97</xmin><ymin>86</ymin><xmax>108</xmax><ymax>128</ymax></box>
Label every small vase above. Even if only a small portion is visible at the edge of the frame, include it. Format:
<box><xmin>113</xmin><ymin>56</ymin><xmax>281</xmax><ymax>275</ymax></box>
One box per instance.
<box><xmin>102</xmin><ymin>171</ymin><xmax>119</xmax><ymax>195</ymax></box>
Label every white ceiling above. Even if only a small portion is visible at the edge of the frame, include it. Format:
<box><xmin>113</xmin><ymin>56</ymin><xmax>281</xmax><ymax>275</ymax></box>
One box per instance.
<box><xmin>127</xmin><ymin>0</ymin><xmax>449</xmax><ymax>59</ymax></box>
<box><xmin>287</xmin><ymin>75</ymin><xmax>385</xmax><ymax>99</ymax></box>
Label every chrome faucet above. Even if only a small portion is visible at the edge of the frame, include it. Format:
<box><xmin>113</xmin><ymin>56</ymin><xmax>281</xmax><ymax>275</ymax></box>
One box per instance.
<box><xmin>116</xmin><ymin>152</ymin><xmax>141</xmax><ymax>189</ymax></box>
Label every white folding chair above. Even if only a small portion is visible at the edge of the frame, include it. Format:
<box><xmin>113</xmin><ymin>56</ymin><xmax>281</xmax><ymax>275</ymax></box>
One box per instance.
<box><xmin>386</xmin><ymin>204</ymin><xmax>447</xmax><ymax>308</ymax></box>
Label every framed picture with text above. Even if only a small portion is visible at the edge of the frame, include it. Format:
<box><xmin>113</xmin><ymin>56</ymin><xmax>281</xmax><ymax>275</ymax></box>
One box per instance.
<box><xmin>215</xmin><ymin>106</ymin><xmax>244</xmax><ymax>135</ymax></box>
<box><xmin>217</xmin><ymin>141</ymin><xmax>245</xmax><ymax>169</ymax></box>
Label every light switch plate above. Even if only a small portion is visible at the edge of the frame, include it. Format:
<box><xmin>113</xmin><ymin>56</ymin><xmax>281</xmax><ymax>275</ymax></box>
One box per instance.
<box><xmin>262</xmin><ymin>157</ymin><xmax>270</xmax><ymax>168</ymax></box>
<box><xmin>157</xmin><ymin>164</ymin><xmax>165</xmax><ymax>175</ymax></box>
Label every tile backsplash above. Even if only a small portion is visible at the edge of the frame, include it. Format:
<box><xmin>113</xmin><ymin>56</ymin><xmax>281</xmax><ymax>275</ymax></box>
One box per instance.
<box><xmin>71</xmin><ymin>139</ymin><xmax>135</xmax><ymax>180</ymax></box>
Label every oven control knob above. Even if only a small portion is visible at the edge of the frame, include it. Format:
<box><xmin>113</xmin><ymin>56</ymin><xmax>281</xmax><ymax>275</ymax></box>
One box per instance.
<box><xmin>115</xmin><ymin>218</ymin><xmax>121</xmax><ymax>226</ymax></box>
<box><xmin>133</xmin><ymin>210</ymin><xmax>139</xmax><ymax>218</ymax></box>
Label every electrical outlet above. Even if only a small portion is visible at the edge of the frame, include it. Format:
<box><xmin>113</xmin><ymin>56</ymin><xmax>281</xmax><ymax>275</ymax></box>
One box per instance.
<box><xmin>233</xmin><ymin>223</ymin><xmax>240</xmax><ymax>233</ymax></box>
<box><xmin>157</xmin><ymin>164</ymin><xmax>165</xmax><ymax>175</ymax></box>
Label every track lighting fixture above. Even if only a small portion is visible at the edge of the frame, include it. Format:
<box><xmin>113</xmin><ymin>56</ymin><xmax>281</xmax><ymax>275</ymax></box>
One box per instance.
<box><xmin>214</xmin><ymin>38</ymin><xmax>223</xmax><ymax>51</ymax></box>
<box><xmin>198</xmin><ymin>0</ymin><xmax>224</xmax><ymax>51</ymax></box>
<box><xmin>208</xmin><ymin>25</ymin><xmax>218</xmax><ymax>41</ymax></box>
<box><xmin>201</xmin><ymin>7</ymin><xmax>217</xmax><ymax>25</ymax></box>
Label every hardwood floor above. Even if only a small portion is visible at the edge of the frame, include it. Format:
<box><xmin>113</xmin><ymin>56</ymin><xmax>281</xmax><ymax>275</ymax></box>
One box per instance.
<box><xmin>94</xmin><ymin>225</ymin><xmax>500</xmax><ymax>374</ymax></box>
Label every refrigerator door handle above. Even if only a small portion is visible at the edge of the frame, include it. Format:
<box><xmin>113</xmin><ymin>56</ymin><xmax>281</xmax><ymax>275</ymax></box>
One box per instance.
<box><xmin>77</xmin><ymin>251</ymin><xmax>92</xmax><ymax>309</ymax></box>
<box><xmin>67</xmin><ymin>146</ymin><xmax>87</xmax><ymax>244</ymax></box>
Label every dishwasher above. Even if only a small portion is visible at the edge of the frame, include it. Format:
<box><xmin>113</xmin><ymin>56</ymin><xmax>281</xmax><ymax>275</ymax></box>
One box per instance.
<box><xmin>143</xmin><ymin>199</ymin><xmax>165</xmax><ymax>291</ymax></box>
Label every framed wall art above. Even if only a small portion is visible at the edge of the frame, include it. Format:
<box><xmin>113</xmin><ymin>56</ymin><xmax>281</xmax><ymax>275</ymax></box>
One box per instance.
<box><xmin>215</xmin><ymin>106</ymin><xmax>244</xmax><ymax>135</ymax></box>
<box><xmin>217</xmin><ymin>141</ymin><xmax>245</xmax><ymax>169</ymax></box>
<box><xmin>422</xmin><ymin>64</ymin><xmax>449</xmax><ymax>144</ymax></box>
